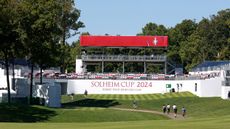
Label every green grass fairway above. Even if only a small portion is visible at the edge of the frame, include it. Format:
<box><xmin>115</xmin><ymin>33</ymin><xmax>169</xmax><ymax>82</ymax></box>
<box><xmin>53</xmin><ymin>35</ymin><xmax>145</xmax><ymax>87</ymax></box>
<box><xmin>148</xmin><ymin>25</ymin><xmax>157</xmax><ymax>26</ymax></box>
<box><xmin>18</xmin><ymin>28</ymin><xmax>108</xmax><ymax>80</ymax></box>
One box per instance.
<box><xmin>1</xmin><ymin>92</ymin><xmax>230</xmax><ymax>129</ymax></box>
<box><xmin>48</xmin><ymin>108</ymin><xmax>168</xmax><ymax>122</ymax></box>
<box><xmin>62</xmin><ymin>92</ymin><xmax>230</xmax><ymax>118</ymax></box>
<box><xmin>1</xmin><ymin>118</ymin><xmax>230</xmax><ymax>129</ymax></box>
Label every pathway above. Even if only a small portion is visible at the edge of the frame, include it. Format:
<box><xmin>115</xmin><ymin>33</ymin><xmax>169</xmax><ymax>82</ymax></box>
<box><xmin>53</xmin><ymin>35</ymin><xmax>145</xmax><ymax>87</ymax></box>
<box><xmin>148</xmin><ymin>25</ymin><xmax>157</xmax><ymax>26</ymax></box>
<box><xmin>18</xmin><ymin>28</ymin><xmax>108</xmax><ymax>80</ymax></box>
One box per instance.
<box><xmin>110</xmin><ymin>107</ymin><xmax>185</xmax><ymax>119</ymax></box>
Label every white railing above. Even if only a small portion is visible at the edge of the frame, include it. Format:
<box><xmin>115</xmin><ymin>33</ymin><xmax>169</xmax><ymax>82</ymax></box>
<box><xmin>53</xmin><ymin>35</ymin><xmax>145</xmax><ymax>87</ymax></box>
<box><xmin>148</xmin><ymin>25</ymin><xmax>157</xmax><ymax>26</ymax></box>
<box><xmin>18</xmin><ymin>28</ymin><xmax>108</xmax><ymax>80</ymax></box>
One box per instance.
<box><xmin>81</xmin><ymin>55</ymin><xmax>166</xmax><ymax>62</ymax></box>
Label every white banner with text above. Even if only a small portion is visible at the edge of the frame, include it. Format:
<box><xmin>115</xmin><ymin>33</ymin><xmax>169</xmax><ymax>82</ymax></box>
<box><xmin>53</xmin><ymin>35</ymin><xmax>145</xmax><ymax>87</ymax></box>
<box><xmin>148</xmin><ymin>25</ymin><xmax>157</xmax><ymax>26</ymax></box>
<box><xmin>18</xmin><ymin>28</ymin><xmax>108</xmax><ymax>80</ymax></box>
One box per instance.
<box><xmin>66</xmin><ymin>79</ymin><xmax>200</xmax><ymax>95</ymax></box>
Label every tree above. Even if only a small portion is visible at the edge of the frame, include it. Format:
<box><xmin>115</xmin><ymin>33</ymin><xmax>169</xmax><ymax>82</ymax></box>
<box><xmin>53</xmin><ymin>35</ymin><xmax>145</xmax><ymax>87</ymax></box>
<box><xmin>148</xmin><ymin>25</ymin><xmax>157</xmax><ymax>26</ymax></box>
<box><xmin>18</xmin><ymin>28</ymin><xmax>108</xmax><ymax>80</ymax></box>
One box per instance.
<box><xmin>138</xmin><ymin>22</ymin><xmax>168</xmax><ymax>36</ymax></box>
<box><xmin>179</xmin><ymin>9</ymin><xmax>230</xmax><ymax>71</ymax></box>
<box><xmin>167</xmin><ymin>19</ymin><xmax>197</xmax><ymax>71</ymax></box>
<box><xmin>16</xmin><ymin>0</ymin><xmax>63</xmax><ymax>103</ymax></box>
<box><xmin>210</xmin><ymin>9</ymin><xmax>230</xmax><ymax>60</ymax></box>
<box><xmin>59</xmin><ymin>0</ymin><xmax>84</xmax><ymax>73</ymax></box>
<box><xmin>0</xmin><ymin>0</ymin><xmax>20</xmax><ymax>104</ymax></box>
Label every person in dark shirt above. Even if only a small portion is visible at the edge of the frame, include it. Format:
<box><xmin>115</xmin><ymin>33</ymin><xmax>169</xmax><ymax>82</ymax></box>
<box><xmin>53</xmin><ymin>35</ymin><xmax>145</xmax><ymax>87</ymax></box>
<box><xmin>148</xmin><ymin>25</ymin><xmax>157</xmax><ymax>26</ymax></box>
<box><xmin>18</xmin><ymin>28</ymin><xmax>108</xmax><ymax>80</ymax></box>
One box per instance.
<box><xmin>182</xmin><ymin>107</ymin><xmax>186</xmax><ymax>117</ymax></box>
<box><xmin>162</xmin><ymin>104</ymin><xmax>166</xmax><ymax>113</ymax></box>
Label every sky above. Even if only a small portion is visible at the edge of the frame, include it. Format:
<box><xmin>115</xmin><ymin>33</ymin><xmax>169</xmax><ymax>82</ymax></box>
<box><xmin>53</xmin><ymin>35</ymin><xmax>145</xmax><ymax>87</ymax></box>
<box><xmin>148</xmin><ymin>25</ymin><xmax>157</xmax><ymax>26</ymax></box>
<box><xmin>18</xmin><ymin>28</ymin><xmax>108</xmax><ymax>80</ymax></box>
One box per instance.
<box><xmin>68</xmin><ymin>0</ymin><xmax>230</xmax><ymax>43</ymax></box>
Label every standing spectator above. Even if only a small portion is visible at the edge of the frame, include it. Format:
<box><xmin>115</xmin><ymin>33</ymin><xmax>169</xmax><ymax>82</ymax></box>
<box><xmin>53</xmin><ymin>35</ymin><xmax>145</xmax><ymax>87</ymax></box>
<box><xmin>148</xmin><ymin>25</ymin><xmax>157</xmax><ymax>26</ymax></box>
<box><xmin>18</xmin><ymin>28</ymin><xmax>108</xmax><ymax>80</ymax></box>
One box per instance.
<box><xmin>84</xmin><ymin>90</ymin><xmax>88</xmax><ymax>97</ymax></box>
<box><xmin>177</xmin><ymin>84</ymin><xmax>180</xmax><ymax>92</ymax></box>
<box><xmin>133</xmin><ymin>100</ymin><xmax>138</xmax><ymax>109</ymax></box>
<box><xmin>162</xmin><ymin>104</ymin><xmax>166</xmax><ymax>114</ymax></box>
<box><xmin>166</xmin><ymin>104</ymin><xmax>171</xmax><ymax>114</ymax></box>
<box><xmin>182</xmin><ymin>107</ymin><xmax>186</xmax><ymax>117</ymax></box>
<box><xmin>172</xmin><ymin>104</ymin><xmax>177</xmax><ymax>118</ymax></box>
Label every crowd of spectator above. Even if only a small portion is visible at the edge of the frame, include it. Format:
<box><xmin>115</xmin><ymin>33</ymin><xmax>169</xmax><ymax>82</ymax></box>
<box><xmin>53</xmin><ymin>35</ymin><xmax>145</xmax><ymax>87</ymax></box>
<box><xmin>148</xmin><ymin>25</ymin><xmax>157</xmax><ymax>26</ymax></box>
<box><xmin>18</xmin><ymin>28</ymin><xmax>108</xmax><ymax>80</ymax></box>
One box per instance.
<box><xmin>26</xmin><ymin>71</ymin><xmax>221</xmax><ymax>80</ymax></box>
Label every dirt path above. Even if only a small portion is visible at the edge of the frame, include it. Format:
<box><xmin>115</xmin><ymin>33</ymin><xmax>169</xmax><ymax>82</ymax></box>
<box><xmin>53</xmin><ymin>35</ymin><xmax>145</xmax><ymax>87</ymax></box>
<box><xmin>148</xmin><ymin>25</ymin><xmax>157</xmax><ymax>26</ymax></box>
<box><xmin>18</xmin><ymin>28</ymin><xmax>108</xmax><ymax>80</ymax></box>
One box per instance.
<box><xmin>110</xmin><ymin>107</ymin><xmax>185</xmax><ymax>120</ymax></box>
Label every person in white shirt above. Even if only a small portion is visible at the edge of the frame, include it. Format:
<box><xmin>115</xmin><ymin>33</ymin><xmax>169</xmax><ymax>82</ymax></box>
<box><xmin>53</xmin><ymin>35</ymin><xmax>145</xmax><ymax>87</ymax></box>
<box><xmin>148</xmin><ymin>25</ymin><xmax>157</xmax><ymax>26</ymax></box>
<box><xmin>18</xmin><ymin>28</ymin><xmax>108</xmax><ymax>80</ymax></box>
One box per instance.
<box><xmin>172</xmin><ymin>104</ymin><xmax>177</xmax><ymax>118</ymax></box>
<box><xmin>166</xmin><ymin>104</ymin><xmax>171</xmax><ymax>114</ymax></box>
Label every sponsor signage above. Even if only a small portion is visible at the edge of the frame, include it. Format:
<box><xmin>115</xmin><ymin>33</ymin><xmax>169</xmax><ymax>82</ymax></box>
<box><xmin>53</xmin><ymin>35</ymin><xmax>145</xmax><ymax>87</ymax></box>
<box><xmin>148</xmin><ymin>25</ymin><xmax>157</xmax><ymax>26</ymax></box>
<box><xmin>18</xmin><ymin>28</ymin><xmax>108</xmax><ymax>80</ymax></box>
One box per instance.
<box><xmin>80</xmin><ymin>36</ymin><xmax>168</xmax><ymax>47</ymax></box>
<box><xmin>166</xmin><ymin>84</ymin><xmax>172</xmax><ymax>88</ymax></box>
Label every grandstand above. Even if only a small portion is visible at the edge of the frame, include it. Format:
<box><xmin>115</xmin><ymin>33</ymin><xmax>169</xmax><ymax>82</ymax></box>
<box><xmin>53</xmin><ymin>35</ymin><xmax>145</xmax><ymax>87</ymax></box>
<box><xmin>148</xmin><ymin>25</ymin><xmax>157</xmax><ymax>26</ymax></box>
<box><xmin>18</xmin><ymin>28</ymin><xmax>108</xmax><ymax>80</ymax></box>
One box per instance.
<box><xmin>76</xmin><ymin>36</ymin><xmax>169</xmax><ymax>74</ymax></box>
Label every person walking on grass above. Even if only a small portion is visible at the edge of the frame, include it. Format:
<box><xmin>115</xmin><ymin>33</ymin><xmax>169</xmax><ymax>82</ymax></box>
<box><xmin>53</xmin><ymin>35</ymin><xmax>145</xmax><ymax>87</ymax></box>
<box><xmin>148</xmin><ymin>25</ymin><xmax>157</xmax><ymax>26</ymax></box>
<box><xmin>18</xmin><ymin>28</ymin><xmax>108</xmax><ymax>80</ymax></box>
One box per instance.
<box><xmin>182</xmin><ymin>107</ymin><xmax>186</xmax><ymax>117</ymax></box>
<box><xmin>172</xmin><ymin>104</ymin><xmax>177</xmax><ymax>118</ymax></box>
<box><xmin>166</xmin><ymin>104</ymin><xmax>171</xmax><ymax>114</ymax></box>
<box><xmin>133</xmin><ymin>100</ymin><xmax>138</xmax><ymax>109</ymax></box>
<box><xmin>162</xmin><ymin>104</ymin><xmax>166</xmax><ymax>114</ymax></box>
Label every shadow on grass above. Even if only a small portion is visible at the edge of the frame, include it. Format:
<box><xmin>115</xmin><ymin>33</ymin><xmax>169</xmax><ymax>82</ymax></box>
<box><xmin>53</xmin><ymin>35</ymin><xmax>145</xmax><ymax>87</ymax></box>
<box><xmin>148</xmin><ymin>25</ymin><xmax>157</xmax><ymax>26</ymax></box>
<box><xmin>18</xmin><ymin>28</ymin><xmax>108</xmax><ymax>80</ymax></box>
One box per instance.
<box><xmin>62</xmin><ymin>98</ymin><xmax>120</xmax><ymax>108</ymax></box>
<box><xmin>0</xmin><ymin>104</ymin><xmax>57</xmax><ymax>122</ymax></box>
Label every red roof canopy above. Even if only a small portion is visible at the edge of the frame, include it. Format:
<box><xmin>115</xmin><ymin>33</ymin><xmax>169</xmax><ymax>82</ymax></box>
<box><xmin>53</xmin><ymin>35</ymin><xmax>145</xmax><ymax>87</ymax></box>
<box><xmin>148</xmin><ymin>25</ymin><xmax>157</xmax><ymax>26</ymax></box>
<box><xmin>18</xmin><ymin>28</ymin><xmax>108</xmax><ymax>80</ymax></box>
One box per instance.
<box><xmin>80</xmin><ymin>36</ymin><xmax>168</xmax><ymax>47</ymax></box>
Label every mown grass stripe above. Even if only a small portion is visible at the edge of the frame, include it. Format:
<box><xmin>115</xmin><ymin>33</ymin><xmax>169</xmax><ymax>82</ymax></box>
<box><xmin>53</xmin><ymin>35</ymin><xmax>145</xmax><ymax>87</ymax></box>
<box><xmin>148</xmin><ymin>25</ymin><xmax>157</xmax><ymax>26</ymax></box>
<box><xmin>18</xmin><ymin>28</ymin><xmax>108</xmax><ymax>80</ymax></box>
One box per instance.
<box><xmin>115</xmin><ymin>94</ymin><xmax>119</xmax><ymax>99</ymax></box>
<box><xmin>139</xmin><ymin>94</ymin><xmax>147</xmax><ymax>100</ymax></box>
<box><xmin>88</xmin><ymin>94</ymin><xmax>97</xmax><ymax>99</ymax></box>
<box><xmin>106</xmin><ymin>94</ymin><xmax>112</xmax><ymax>99</ymax></box>
<box><xmin>173</xmin><ymin>92</ymin><xmax>184</xmax><ymax>97</ymax></box>
<box><xmin>185</xmin><ymin>92</ymin><xmax>195</xmax><ymax>97</ymax></box>
<box><xmin>98</xmin><ymin>94</ymin><xmax>106</xmax><ymax>99</ymax></box>
<box><xmin>109</xmin><ymin>94</ymin><xmax>113</xmax><ymax>100</ymax></box>
<box><xmin>151</xmin><ymin>94</ymin><xmax>158</xmax><ymax>100</ymax></box>
<box><xmin>147</xmin><ymin>94</ymin><xmax>157</xmax><ymax>100</ymax></box>
<box><xmin>96</xmin><ymin>94</ymin><xmax>104</xmax><ymax>99</ymax></box>
<box><xmin>92</xmin><ymin>94</ymin><xmax>99</xmax><ymax>99</ymax></box>
<box><xmin>104</xmin><ymin>94</ymin><xmax>111</xmax><ymax>99</ymax></box>
<box><xmin>126</xmin><ymin>95</ymin><xmax>133</xmax><ymax>100</ymax></box>
<box><xmin>170</xmin><ymin>93</ymin><xmax>179</xmax><ymax>98</ymax></box>
<box><xmin>174</xmin><ymin>93</ymin><xmax>183</xmax><ymax>97</ymax></box>
<box><xmin>178</xmin><ymin>92</ymin><xmax>194</xmax><ymax>97</ymax></box>
<box><xmin>136</xmin><ymin>94</ymin><xmax>143</xmax><ymax>100</ymax></box>
<box><xmin>156</xmin><ymin>93</ymin><xmax>165</xmax><ymax>100</ymax></box>
<box><xmin>94</xmin><ymin>94</ymin><xmax>101</xmax><ymax>98</ymax></box>
<box><xmin>85</xmin><ymin>92</ymin><xmax>196</xmax><ymax>100</ymax></box>
<box><xmin>132</xmin><ymin>95</ymin><xmax>137</xmax><ymax>100</ymax></box>
<box><xmin>163</xmin><ymin>93</ymin><xmax>174</xmax><ymax>99</ymax></box>
<box><xmin>143</xmin><ymin>94</ymin><xmax>151</xmax><ymax>100</ymax></box>
<box><xmin>131</xmin><ymin>94</ymin><xmax>137</xmax><ymax>100</ymax></box>
<box><xmin>121</xmin><ymin>94</ymin><xmax>126</xmax><ymax>100</ymax></box>
<box><xmin>178</xmin><ymin>92</ymin><xmax>187</xmax><ymax>97</ymax></box>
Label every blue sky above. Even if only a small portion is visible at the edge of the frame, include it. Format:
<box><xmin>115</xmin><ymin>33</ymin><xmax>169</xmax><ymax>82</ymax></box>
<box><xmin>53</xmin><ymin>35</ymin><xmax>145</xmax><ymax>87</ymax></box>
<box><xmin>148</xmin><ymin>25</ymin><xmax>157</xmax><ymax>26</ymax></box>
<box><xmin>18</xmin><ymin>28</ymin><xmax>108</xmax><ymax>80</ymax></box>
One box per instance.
<box><xmin>68</xmin><ymin>0</ymin><xmax>230</xmax><ymax>43</ymax></box>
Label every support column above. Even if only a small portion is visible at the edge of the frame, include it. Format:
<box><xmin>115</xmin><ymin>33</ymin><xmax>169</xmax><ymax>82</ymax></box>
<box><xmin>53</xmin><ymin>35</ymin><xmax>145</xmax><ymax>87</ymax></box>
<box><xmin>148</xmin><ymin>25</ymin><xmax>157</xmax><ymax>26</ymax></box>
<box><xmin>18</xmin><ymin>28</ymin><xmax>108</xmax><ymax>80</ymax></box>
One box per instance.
<box><xmin>164</xmin><ymin>57</ymin><xmax>167</xmax><ymax>74</ymax></box>
<box><xmin>123</xmin><ymin>61</ymin><xmax>125</xmax><ymax>73</ymax></box>
<box><xmin>164</xmin><ymin>48</ymin><xmax>167</xmax><ymax>74</ymax></box>
<box><xmin>102</xmin><ymin>61</ymin><xmax>104</xmax><ymax>73</ymax></box>
<box><xmin>144</xmin><ymin>62</ymin><xmax>146</xmax><ymax>73</ymax></box>
<box><xmin>102</xmin><ymin>47</ymin><xmax>105</xmax><ymax>73</ymax></box>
